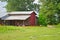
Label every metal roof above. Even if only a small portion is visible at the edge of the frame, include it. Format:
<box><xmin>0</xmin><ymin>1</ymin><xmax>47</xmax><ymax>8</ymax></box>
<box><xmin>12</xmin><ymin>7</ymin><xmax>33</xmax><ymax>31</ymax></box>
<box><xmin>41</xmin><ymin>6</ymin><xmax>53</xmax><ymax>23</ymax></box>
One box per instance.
<box><xmin>1</xmin><ymin>15</ymin><xmax>30</xmax><ymax>20</ymax></box>
<box><xmin>8</xmin><ymin>11</ymin><xmax>34</xmax><ymax>15</ymax></box>
<box><xmin>1</xmin><ymin>11</ymin><xmax>36</xmax><ymax>20</ymax></box>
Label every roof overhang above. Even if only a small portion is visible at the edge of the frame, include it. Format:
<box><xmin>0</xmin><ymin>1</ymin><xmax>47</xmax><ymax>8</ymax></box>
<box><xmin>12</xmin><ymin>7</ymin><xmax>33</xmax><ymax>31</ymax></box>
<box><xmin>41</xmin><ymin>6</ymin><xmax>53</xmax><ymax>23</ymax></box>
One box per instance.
<box><xmin>1</xmin><ymin>15</ymin><xmax>30</xmax><ymax>20</ymax></box>
<box><xmin>8</xmin><ymin>11</ymin><xmax>34</xmax><ymax>15</ymax></box>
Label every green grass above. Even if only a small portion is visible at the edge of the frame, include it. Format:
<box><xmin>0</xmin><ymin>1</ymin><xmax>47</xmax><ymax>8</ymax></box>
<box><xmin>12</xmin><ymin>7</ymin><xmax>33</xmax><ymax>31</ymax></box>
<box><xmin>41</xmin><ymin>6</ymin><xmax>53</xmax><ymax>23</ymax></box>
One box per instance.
<box><xmin>0</xmin><ymin>25</ymin><xmax>60</xmax><ymax>40</ymax></box>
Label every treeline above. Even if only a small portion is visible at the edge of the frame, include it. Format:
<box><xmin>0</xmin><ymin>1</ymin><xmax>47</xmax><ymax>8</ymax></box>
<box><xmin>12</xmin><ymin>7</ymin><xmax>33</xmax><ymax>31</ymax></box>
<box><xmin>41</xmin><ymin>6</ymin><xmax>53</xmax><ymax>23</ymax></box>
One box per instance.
<box><xmin>38</xmin><ymin>0</ymin><xmax>60</xmax><ymax>26</ymax></box>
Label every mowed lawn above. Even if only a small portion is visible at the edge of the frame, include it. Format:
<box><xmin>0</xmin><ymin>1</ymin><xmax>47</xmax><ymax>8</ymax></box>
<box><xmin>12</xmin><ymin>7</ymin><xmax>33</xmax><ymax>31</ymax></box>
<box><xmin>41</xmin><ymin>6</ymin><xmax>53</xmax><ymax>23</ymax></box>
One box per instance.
<box><xmin>0</xmin><ymin>26</ymin><xmax>60</xmax><ymax>40</ymax></box>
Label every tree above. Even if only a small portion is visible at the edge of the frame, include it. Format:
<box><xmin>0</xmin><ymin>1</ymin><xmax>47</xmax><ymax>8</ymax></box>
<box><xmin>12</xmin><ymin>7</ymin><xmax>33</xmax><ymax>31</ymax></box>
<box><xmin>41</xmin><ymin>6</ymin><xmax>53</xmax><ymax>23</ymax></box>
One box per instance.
<box><xmin>38</xmin><ymin>0</ymin><xmax>60</xmax><ymax>25</ymax></box>
<box><xmin>38</xmin><ymin>12</ymin><xmax>47</xmax><ymax>26</ymax></box>
<box><xmin>0</xmin><ymin>0</ymin><xmax>40</xmax><ymax>11</ymax></box>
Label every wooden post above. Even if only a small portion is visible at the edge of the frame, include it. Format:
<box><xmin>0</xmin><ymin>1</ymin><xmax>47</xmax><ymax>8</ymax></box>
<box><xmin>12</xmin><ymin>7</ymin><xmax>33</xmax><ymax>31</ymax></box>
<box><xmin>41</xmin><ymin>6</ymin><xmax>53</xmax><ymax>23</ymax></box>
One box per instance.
<box><xmin>3</xmin><ymin>20</ymin><xmax>6</xmax><ymax>25</ymax></box>
<box><xmin>22</xmin><ymin>20</ymin><xmax>25</xmax><ymax>26</ymax></box>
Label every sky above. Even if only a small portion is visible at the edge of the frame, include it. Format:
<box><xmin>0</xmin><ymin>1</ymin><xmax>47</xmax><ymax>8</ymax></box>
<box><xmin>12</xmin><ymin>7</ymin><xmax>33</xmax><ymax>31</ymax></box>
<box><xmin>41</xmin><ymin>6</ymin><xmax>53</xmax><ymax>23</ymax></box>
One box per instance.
<box><xmin>0</xmin><ymin>0</ymin><xmax>38</xmax><ymax>18</ymax></box>
<box><xmin>33</xmin><ymin>0</ymin><xmax>39</xmax><ymax>4</ymax></box>
<box><xmin>0</xmin><ymin>1</ymin><xmax>7</xmax><ymax>18</ymax></box>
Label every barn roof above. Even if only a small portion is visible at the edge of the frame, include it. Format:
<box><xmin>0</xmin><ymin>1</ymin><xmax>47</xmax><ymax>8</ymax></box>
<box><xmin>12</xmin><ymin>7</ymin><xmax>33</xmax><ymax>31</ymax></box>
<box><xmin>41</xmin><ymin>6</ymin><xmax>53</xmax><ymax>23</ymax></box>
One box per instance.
<box><xmin>8</xmin><ymin>11</ymin><xmax>35</xmax><ymax>15</ymax></box>
<box><xmin>1</xmin><ymin>11</ymin><xmax>36</xmax><ymax>20</ymax></box>
<box><xmin>1</xmin><ymin>15</ymin><xmax>30</xmax><ymax>20</ymax></box>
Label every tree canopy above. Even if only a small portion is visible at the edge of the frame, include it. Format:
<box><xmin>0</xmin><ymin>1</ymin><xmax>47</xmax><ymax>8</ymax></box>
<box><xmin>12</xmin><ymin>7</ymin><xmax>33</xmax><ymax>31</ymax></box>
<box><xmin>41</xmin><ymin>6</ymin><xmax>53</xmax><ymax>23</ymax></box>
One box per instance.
<box><xmin>38</xmin><ymin>0</ymin><xmax>60</xmax><ymax>25</ymax></box>
<box><xmin>0</xmin><ymin>0</ymin><xmax>39</xmax><ymax>11</ymax></box>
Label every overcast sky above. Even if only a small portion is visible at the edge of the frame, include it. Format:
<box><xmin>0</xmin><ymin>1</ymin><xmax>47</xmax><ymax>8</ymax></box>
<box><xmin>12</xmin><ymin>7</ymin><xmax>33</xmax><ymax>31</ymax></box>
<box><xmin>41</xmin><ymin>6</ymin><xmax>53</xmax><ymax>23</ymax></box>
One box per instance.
<box><xmin>0</xmin><ymin>1</ymin><xmax>7</xmax><ymax>18</ymax></box>
<box><xmin>0</xmin><ymin>0</ymin><xmax>38</xmax><ymax>17</ymax></box>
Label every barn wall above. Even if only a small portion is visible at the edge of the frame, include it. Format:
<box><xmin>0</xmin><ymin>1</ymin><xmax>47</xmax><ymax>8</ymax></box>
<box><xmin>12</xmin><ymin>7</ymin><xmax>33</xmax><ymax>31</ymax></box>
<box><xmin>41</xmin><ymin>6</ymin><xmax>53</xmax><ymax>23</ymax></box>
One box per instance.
<box><xmin>29</xmin><ymin>12</ymin><xmax>36</xmax><ymax>26</ymax></box>
<box><xmin>0</xmin><ymin>19</ymin><xmax>1</xmax><ymax>24</ymax></box>
<box><xmin>0</xmin><ymin>20</ymin><xmax>5</xmax><ymax>25</ymax></box>
<box><xmin>0</xmin><ymin>18</ymin><xmax>3</xmax><ymax>25</ymax></box>
<box><xmin>6</xmin><ymin>19</ymin><xmax>30</xmax><ymax>26</ymax></box>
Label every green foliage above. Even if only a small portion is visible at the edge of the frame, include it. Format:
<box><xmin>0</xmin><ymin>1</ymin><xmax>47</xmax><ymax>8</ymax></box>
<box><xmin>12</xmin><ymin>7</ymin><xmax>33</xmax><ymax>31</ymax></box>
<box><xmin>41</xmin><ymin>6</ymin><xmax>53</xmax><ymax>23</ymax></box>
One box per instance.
<box><xmin>0</xmin><ymin>0</ymin><xmax>39</xmax><ymax>11</ymax></box>
<box><xmin>38</xmin><ymin>0</ymin><xmax>60</xmax><ymax>26</ymax></box>
<box><xmin>47</xmin><ymin>15</ymin><xmax>59</xmax><ymax>25</ymax></box>
<box><xmin>38</xmin><ymin>12</ymin><xmax>47</xmax><ymax>26</ymax></box>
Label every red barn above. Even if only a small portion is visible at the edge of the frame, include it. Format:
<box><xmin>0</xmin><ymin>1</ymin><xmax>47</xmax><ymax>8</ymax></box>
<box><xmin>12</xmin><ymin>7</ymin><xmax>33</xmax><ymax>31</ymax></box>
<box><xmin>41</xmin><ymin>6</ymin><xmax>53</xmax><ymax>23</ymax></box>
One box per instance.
<box><xmin>0</xmin><ymin>11</ymin><xmax>37</xmax><ymax>26</ymax></box>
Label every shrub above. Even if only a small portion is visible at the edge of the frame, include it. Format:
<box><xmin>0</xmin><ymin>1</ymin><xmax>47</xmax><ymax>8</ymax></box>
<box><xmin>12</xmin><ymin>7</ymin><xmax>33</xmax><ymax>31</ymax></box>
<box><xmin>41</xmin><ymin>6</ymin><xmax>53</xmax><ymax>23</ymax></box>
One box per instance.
<box><xmin>38</xmin><ymin>13</ymin><xmax>47</xmax><ymax>26</ymax></box>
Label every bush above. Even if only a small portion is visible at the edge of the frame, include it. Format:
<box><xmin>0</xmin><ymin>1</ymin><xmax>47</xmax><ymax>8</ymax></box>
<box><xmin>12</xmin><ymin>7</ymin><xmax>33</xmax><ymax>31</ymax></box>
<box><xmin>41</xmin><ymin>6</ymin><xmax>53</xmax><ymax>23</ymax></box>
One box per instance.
<box><xmin>38</xmin><ymin>13</ymin><xmax>47</xmax><ymax>26</ymax></box>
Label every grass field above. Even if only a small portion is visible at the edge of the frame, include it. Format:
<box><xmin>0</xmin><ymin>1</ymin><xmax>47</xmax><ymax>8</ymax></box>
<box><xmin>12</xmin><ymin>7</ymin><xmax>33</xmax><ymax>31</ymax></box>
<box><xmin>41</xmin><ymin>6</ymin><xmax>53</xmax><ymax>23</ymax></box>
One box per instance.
<box><xmin>0</xmin><ymin>25</ymin><xmax>60</xmax><ymax>40</ymax></box>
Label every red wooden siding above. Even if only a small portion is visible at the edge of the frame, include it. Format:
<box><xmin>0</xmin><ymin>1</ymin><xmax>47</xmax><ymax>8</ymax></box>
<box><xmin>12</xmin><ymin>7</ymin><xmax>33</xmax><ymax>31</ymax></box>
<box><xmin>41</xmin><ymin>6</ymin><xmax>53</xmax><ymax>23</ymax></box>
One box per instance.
<box><xmin>29</xmin><ymin>12</ymin><xmax>36</xmax><ymax>26</ymax></box>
